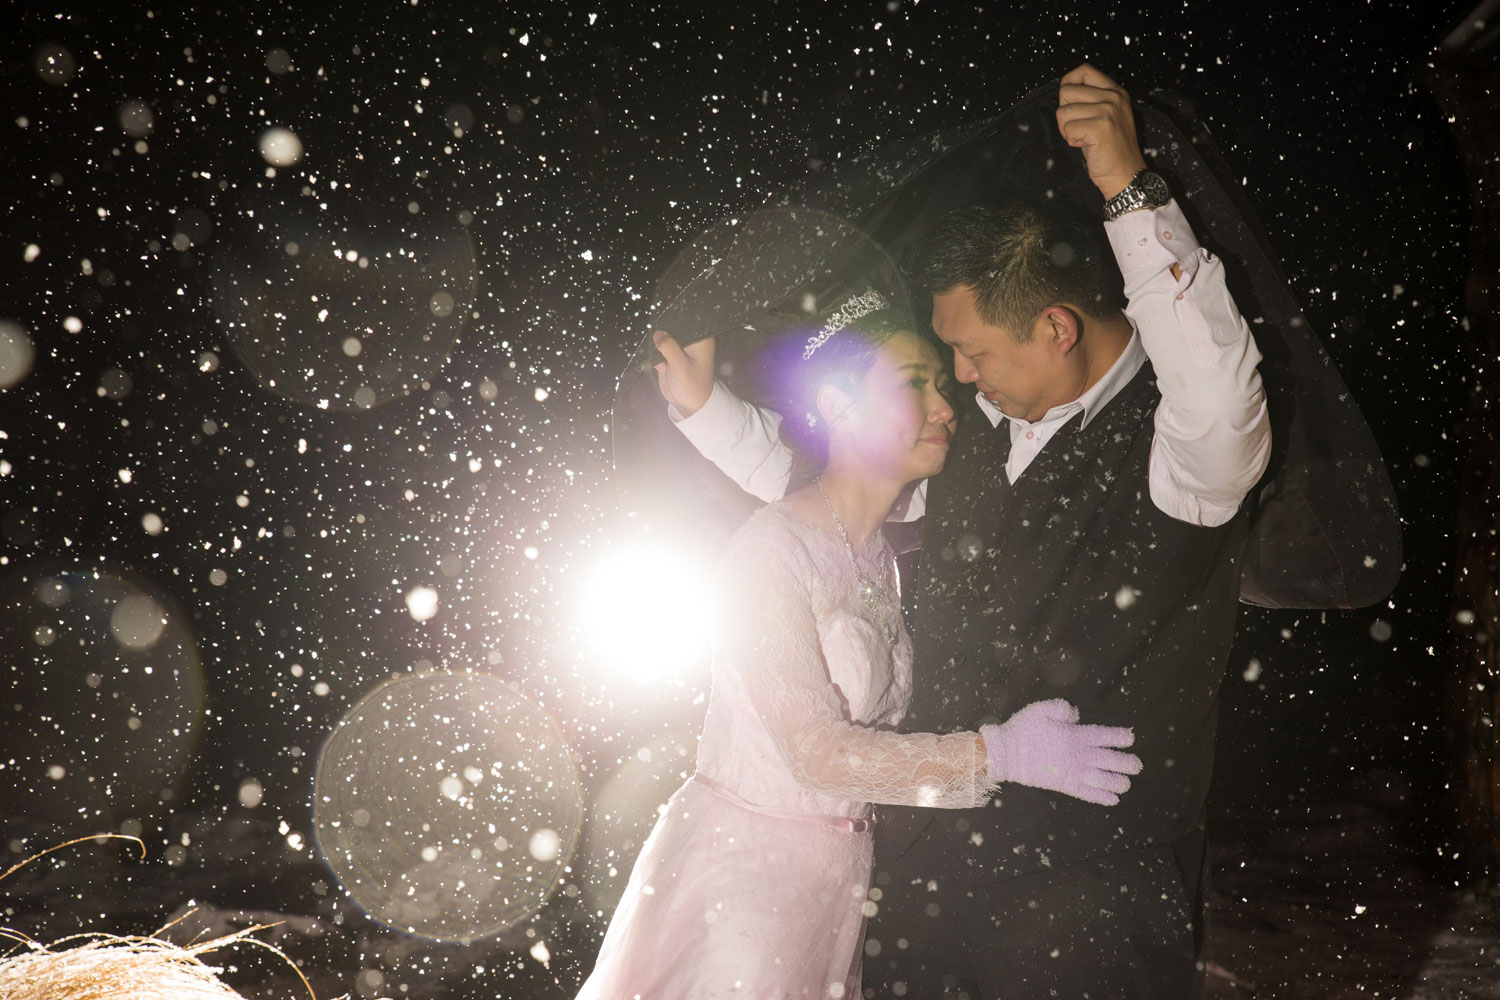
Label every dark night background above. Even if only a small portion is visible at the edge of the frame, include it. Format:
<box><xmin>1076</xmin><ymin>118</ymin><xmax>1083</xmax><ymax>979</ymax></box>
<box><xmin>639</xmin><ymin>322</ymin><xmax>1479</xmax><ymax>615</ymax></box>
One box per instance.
<box><xmin>1</xmin><ymin>1</ymin><xmax>1489</xmax><ymax>997</ymax></box>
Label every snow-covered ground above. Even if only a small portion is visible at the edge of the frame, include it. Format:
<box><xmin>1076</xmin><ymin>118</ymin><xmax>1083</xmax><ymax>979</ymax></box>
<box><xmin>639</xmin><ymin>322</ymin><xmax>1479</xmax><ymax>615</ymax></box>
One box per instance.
<box><xmin>6</xmin><ymin>767</ymin><xmax>1497</xmax><ymax>999</ymax></box>
<box><xmin>1208</xmin><ymin>776</ymin><xmax>1500</xmax><ymax>999</ymax></box>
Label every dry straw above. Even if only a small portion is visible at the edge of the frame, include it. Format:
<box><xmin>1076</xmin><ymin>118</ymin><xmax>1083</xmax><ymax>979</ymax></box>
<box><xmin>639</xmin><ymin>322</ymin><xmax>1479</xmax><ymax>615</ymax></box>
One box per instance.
<box><xmin>0</xmin><ymin>834</ymin><xmax>366</xmax><ymax>1000</ymax></box>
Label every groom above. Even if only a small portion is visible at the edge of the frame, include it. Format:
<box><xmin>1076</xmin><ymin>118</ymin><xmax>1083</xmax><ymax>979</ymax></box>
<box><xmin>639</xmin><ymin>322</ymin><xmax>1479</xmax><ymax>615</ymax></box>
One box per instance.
<box><xmin>653</xmin><ymin>64</ymin><xmax>1269</xmax><ymax>998</ymax></box>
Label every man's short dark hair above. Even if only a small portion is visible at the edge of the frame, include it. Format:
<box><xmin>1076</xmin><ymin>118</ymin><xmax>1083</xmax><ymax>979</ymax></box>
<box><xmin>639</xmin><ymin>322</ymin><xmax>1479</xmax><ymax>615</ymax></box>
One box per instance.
<box><xmin>913</xmin><ymin>198</ymin><xmax>1127</xmax><ymax>342</ymax></box>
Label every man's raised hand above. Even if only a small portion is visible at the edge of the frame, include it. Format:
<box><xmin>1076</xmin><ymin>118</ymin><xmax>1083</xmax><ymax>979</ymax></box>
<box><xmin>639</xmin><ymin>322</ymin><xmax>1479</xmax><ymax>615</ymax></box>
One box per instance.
<box><xmin>653</xmin><ymin>330</ymin><xmax>716</xmax><ymax>417</ymax></box>
<box><xmin>1056</xmin><ymin>63</ymin><xmax>1149</xmax><ymax>201</ymax></box>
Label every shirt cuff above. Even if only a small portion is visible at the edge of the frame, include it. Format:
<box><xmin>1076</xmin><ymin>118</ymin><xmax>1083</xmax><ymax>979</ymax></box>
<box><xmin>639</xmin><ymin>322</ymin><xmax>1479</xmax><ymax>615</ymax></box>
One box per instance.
<box><xmin>1147</xmin><ymin>468</ymin><xmax>1244</xmax><ymax>528</ymax></box>
<box><xmin>1105</xmin><ymin>198</ymin><xmax>1202</xmax><ymax>281</ymax></box>
<box><xmin>669</xmin><ymin>379</ymin><xmax>767</xmax><ymax>456</ymax></box>
<box><xmin>668</xmin><ymin>379</ymin><xmax>730</xmax><ymax>427</ymax></box>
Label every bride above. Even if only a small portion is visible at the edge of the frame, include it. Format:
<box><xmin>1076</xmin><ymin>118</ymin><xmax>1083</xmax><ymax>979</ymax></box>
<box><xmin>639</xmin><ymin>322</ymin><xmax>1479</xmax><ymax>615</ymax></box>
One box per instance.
<box><xmin>576</xmin><ymin>292</ymin><xmax>1140</xmax><ymax>999</ymax></box>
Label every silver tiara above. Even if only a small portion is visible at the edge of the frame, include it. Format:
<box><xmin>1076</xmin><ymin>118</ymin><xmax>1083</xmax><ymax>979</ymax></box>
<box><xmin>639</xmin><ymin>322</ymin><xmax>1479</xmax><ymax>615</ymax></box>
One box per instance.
<box><xmin>801</xmin><ymin>288</ymin><xmax>889</xmax><ymax>360</ymax></box>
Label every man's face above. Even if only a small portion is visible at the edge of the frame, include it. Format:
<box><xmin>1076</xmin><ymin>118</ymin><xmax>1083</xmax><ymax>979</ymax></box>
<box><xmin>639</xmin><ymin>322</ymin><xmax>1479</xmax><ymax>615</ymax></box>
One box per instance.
<box><xmin>930</xmin><ymin>284</ymin><xmax>1061</xmax><ymax>423</ymax></box>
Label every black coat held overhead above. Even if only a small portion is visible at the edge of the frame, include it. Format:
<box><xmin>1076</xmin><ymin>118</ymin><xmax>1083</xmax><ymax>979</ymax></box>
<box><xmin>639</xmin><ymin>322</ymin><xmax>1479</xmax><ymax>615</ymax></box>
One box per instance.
<box><xmin>880</xmin><ymin>361</ymin><xmax>1249</xmax><ymax>885</ymax></box>
<box><xmin>615</xmin><ymin>86</ymin><xmax>1400</xmax><ymax>615</ymax></box>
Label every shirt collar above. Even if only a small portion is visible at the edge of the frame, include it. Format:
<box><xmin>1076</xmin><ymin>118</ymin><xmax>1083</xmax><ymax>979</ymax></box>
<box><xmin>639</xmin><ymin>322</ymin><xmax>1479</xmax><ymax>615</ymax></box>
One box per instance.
<box><xmin>973</xmin><ymin>328</ymin><xmax>1147</xmax><ymax>430</ymax></box>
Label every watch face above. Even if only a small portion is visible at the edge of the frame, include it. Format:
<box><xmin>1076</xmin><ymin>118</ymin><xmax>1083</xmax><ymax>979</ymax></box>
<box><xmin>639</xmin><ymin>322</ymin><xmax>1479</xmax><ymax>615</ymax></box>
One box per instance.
<box><xmin>1140</xmin><ymin>171</ymin><xmax>1170</xmax><ymax>204</ymax></box>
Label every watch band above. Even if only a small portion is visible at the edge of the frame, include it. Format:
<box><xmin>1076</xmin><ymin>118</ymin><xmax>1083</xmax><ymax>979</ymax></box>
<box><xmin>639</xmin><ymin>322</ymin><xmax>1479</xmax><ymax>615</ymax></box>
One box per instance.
<box><xmin>1103</xmin><ymin>170</ymin><xmax>1171</xmax><ymax>221</ymax></box>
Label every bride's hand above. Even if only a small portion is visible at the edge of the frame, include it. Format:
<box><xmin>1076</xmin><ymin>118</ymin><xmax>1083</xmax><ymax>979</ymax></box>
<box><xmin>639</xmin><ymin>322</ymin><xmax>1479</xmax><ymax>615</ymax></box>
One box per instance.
<box><xmin>980</xmin><ymin>699</ymin><xmax>1141</xmax><ymax>806</ymax></box>
<box><xmin>653</xmin><ymin>330</ymin><xmax>716</xmax><ymax>417</ymax></box>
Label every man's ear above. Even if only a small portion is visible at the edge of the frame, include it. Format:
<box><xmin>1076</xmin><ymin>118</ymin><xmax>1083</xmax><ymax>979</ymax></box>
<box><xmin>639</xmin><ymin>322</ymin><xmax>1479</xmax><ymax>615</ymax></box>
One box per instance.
<box><xmin>816</xmin><ymin>383</ymin><xmax>855</xmax><ymax>427</ymax></box>
<box><xmin>1038</xmin><ymin>305</ymin><xmax>1082</xmax><ymax>356</ymax></box>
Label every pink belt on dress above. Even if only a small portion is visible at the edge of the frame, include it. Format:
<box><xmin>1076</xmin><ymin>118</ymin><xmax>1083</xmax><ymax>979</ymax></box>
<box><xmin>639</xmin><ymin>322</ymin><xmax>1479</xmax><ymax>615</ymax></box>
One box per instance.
<box><xmin>691</xmin><ymin>772</ymin><xmax>873</xmax><ymax>833</ymax></box>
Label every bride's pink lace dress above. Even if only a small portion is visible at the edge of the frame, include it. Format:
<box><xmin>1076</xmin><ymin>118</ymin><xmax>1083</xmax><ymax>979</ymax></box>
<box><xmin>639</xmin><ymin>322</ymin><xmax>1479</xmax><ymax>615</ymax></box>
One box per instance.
<box><xmin>576</xmin><ymin>505</ymin><xmax>991</xmax><ymax>999</ymax></box>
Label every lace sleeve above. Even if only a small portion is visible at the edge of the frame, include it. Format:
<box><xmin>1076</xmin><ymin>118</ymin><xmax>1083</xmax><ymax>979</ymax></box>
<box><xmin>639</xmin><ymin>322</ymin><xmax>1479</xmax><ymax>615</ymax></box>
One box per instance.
<box><xmin>717</xmin><ymin>538</ymin><xmax>994</xmax><ymax>810</ymax></box>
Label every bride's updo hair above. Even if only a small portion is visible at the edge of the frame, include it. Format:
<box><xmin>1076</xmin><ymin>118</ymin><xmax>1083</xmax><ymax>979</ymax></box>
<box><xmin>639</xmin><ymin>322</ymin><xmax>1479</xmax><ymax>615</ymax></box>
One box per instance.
<box><xmin>763</xmin><ymin>292</ymin><xmax>917</xmax><ymax>491</ymax></box>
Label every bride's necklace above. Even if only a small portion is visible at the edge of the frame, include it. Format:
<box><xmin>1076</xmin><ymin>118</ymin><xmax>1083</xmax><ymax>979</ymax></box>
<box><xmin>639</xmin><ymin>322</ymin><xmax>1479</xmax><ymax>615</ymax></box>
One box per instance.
<box><xmin>815</xmin><ymin>476</ymin><xmax>898</xmax><ymax>646</ymax></box>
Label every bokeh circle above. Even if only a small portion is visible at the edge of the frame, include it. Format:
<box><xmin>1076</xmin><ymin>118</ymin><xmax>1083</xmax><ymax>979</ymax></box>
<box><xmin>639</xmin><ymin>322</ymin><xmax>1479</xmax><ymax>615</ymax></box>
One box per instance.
<box><xmin>211</xmin><ymin>198</ymin><xmax>476</xmax><ymax>411</ymax></box>
<box><xmin>314</xmin><ymin>671</ymin><xmax>583</xmax><ymax>941</ymax></box>
<box><xmin>0</xmin><ymin>564</ymin><xmax>204</xmax><ymax>837</ymax></box>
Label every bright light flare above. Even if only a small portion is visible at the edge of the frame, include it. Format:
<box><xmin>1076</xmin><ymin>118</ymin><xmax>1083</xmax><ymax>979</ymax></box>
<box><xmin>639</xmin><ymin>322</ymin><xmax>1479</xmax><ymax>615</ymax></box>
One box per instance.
<box><xmin>406</xmin><ymin>584</ymin><xmax>439</xmax><ymax>621</ymax></box>
<box><xmin>577</xmin><ymin>541</ymin><xmax>712</xmax><ymax>686</ymax></box>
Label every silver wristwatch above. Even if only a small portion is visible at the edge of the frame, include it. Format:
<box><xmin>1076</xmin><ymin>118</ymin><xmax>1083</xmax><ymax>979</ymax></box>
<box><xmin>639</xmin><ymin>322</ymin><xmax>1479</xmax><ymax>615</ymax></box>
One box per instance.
<box><xmin>1102</xmin><ymin>170</ymin><xmax>1171</xmax><ymax>221</ymax></box>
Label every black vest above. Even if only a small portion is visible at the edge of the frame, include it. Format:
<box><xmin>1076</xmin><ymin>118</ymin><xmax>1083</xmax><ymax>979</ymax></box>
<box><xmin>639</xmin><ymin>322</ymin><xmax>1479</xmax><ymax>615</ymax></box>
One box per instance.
<box><xmin>891</xmin><ymin>362</ymin><xmax>1248</xmax><ymax>884</ymax></box>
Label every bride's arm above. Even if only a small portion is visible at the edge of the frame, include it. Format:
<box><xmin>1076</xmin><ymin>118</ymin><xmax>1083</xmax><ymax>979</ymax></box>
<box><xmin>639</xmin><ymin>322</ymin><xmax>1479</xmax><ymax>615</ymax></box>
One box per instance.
<box><xmin>718</xmin><ymin>537</ymin><xmax>992</xmax><ymax>810</ymax></box>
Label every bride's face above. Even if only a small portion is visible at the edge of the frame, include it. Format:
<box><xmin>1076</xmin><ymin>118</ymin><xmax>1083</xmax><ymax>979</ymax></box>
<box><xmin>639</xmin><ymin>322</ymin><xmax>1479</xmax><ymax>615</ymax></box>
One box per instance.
<box><xmin>837</xmin><ymin>331</ymin><xmax>957</xmax><ymax>484</ymax></box>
